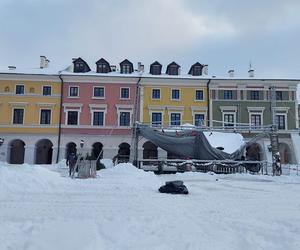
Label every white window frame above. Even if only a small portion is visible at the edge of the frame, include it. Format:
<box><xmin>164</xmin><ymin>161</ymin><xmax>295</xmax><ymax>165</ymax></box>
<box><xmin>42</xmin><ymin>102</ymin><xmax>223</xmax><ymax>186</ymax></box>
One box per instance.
<box><xmin>89</xmin><ymin>104</ymin><xmax>107</xmax><ymax>126</ymax></box>
<box><xmin>66</xmin><ymin>110</ymin><xmax>80</xmax><ymax>125</ymax></box>
<box><xmin>151</xmin><ymin>88</ymin><xmax>161</xmax><ymax>100</ymax></box>
<box><xmin>116</xmin><ymin>105</ymin><xmax>133</xmax><ymax>127</ymax></box>
<box><xmin>171</xmin><ymin>88</ymin><xmax>181</xmax><ymax>101</ymax></box>
<box><xmin>68</xmin><ymin>85</ymin><xmax>79</xmax><ymax>98</ymax></box>
<box><xmin>193</xmin><ymin>112</ymin><xmax>206</xmax><ymax>126</ymax></box>
<box><xmin>120</xmin><ymin>87</ymin><xmax>130</xmax><ymax>100</ymax></box>
<box><xmin>275</xmin><ymin>113</ymin><xmax>287</xmax><ymax>130</ymax></box>
<box><xmin>92</xmin><ymin>86</ymin><xmax>105</xmax><ymax>99</ymax></box>
<box><xmin>150</xmin><ymin>111</ymin><xmax>163</xmax><ymax>127</ymax></box>
<box><xmin>39</xmin><ymin>108</ymin><xmax>52</xmax><ymax>125</ymax></box>
<box><xmin>12</xmin><ymin>107</ymin><xmax>25</xmax><ymax>125</ymax></box>
<box><xmin>222</xmin><ymin>112</ymin><xmax>236</xmax><ymax>128</ymax></box>
<box><xmin>169</xmin><ymin>112</ymin><xmax>182</xmax><ymax>126</ymax></box>
<box><xmin>42</xmin><ymin>85</ymin><xmax>52</xmax><ymax>96</ymax></box>
<box><xmin>195</xmin><ymin>89</ymin><xmax>204</xmax><ymax>101</ymax></box>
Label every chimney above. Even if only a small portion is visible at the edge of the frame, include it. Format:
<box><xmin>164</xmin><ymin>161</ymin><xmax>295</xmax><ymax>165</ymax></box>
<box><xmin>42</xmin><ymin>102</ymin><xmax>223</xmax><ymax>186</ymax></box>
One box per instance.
<box><xmin>40</xmin><ymin>55</ymin><xmax>46</xmax><ymax>68</ymax></box>
<box><xmin>45</xmin><ymin>59</ymin><xmax>50</xmax><ymax>68</ymax></box>
<box><xmin>203</xmin><ymin>65</ymin><xmax>208</xmax><ymax>75</ymax></box>
<box><xmin>248</xmin><ymin>69</ymin><xmax>254</xmax><ymax>77</ymax></box>
<box><xmin>110</xmin><ymin>65</ymin><xmax>116</xmax><ymax>72</ymax></box>
<box><xmin>137</xmin><ymin>62</ymin><xmax>144</xmax><ymax>72</ymax></box>
<box><xmin>8</xmin><ymin>66</ymin><xmax>16</xmax><ymax>70</ymax></box>
<box><xmin>228</xmin><ymin>69</ymin><xmax>234</xmax><ymax>77</ymax></box>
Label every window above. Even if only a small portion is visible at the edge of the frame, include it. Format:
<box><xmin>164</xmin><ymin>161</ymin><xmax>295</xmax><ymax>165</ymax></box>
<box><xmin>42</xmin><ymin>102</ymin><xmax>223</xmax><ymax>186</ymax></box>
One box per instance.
<box><xmin>13</xmin><ymin>109</ymin><xmax>24</xmax><ymax>124</ymax></box>
<box><xmin>40</xmin><ymin>109</ymin><xmax>51</xmax><ymax>124</ymax></box>
<box><xmin>276</xmin><ymin>91</ymin><xmax>283</xmax><ymax>101</ymax></box>
<box><xmin>43</xmin><ymin>86</ymin><xmax>52</xmax><ymax>96</ymax></box>
<box><xmin>151</xmin><ymin>112</ymin><xmax>162</xmax><ymax>127</ymax></box>
<box><xmin>75</xmin><ymin>63</ymin><xmax>85</xmax><ymax>72</ymax></box>
<box><xmin>250</xmin><ymin>91</ymin><xmax>259</xmax><ymax>100</ymax></box>
<box><xmin>170</xmin><ymin>113</ymin><xmax>181</xmax><ymax>126</ymax></box>
<box><xmin>152</xmin><ymin>89</ymin><xmax>160</xmax><ymax>99</ymax></box>
<box><xmin>93</xmin><ymin>112</ymin><xmax>104</xmax><ymax>126</ymax></box>
<box><xmin>195</xmin><ymin>114</ymin><xmax>205</xmax><ymax>126</ymax></box>
<box><xmin>250</xmin><ymin>114</ymin><xmax>261</xmax><ymax>128</ymax></box>
<box><xmin>224</xmin><ymin>114</ymin><xmax>234</xmax><ymax>127</ymax></box>
<box><xmin>152</xmin><ymin>65</ymin><xmax>161</xmax><ymax>75</ymax></box>
<box><xmin>119</xmin><ymin>112</ymin><xmax>130</xmax><ymax>126</ymax></box>
<box><xmin>16</xmin><ymin>85</ymin><xmax>24</xmax><ymax>95</ymax></box>
<box><xmin>169</xmin><ymin>66</ymin><xmax>178</xmax><ymax>75</ymax></box>
<box><xmin>121</xmin><ymin>88</ymin><xmax>130</xmax><ymax>99</ymax></box>
<box><xmin>98</xmin><ymin>64</ymin><xmax>107</xmax><ymax>73</ymax></box>
<box><xmin>224</xmin><ymin>90</ymin><xmax>233</xmax><ymax>100</ymax></box>
<box><xmin>69</xmin><ymin>86</ymin><xmax>79</xmax><ymax>97</ymax></box>
<box><xmin>193</xmin><ymin>66</ymin><xmax>202</xmax><ymax>76</ymax></box>
<box><xmin>276</xmin><ymin>115</ymin><xmax>286</xmax><ymax>130</ymax></box>
<box><xmin>67</xmin><ymin>111</ymin><xmax>78</xmax><ymax>125</ymax></box>
<box><xmin>93</xmin><ymin>87</ymin><xmax>104</xmax><ymax>98</ymax></box>
<box><xmin>171</xmin><ymin>89</ymin><xmax>180</xmax><ymax>100</ymax></box>
<box><xmin>195</xmin><ymin>90</ymin><xmax>203</xmax><ymax>100</ymax></box>
<box><xmin>122</xmin><ymin>65</ymin><xmax>131</xmax><ymax>74</ymax></box>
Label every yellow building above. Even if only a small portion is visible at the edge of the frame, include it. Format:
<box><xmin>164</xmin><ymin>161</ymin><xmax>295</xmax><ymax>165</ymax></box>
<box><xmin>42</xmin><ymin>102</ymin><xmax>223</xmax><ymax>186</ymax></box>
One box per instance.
<box><xmin>0</xmin><ymin>70</ymin><xmax>61</xmax><ymax>164</ymax></box>
<box><xmin>140</xmin><ymin>77</ymin><xmax>209</xmax><ymax>127</ymax></box>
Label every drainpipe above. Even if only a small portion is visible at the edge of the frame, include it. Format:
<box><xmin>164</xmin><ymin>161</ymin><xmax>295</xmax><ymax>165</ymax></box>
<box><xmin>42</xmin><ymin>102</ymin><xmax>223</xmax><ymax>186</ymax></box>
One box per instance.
<box><xmin>133</xmin><ymin>76</ymin><xmax>142</xmax><ymax>167</ymax></box>
<box><xmin>56</xmin><ymin>72</ymin><xmax>64</xmax><ymax>163</ymax></box>
<box><xmin>206</xmin><ymin>79</ymin><xmax>211</xmax><ymax>127</ymax></box>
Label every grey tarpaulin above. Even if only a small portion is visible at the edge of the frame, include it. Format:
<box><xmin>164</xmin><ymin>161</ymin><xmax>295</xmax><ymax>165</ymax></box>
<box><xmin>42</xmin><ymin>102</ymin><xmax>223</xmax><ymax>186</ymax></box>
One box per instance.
<box><xmin>137</xmin><ymin>125</ymin><xmax>267</xmax><ymax>160</ymax></box>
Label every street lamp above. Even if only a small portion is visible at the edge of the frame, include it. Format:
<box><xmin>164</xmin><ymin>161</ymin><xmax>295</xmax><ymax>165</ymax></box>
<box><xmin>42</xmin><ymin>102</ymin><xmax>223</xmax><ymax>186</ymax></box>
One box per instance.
<box><xmin>0</xmin><ymin>138</ymin><xmax>4</xmax><ymax>146</ymax></box>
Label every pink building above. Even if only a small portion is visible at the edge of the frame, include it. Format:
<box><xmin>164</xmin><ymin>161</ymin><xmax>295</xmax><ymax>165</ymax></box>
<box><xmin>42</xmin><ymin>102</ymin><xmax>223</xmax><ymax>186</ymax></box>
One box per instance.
<box><xmin>59</xmin><ymin>58</ymin><xmax>140</xmax><ymax>162</ymax></box>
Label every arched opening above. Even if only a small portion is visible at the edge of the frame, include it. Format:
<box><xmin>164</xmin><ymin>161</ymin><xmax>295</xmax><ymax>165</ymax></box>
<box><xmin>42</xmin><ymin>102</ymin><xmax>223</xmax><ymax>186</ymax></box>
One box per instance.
<box><xmin>35</xmin><ymin>139</ymin><xmax>53</xmax><ymax>164</ymax></box>
<box><xmin>143</xmin><ymin>141</ymin><xmax>158</xmax><ymax>165</ymax></box>
<box><xmin>117</xmin><ymin>142</ymin><xmax>130</xmax><ymax>163</ymax></box>
<box><xmin>245</xmin><ymin>143</ymin><xmax>262</xmax><ymax>161</ymax></box>
<box><xmin>65</xmin><ymin>142</ymin><xmax>77</xmax><ymax>159</ymax></box>
<box><xmin>8</xmin><ymin>139</ymin><xmax>25</xmax><ymax>164</ymax></box>
<box><xmin>91</xmin><ymin>142</ymin><xmax>103</xmax><ymax>160</ymax></box>
<box><xmin>279</xmin><ymin>143</ymin><xmax>292</xmax><ymax>164</ymax></box>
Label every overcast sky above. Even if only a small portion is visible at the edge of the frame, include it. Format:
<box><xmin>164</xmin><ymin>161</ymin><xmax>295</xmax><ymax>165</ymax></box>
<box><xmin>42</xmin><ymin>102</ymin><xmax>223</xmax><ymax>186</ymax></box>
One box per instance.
<box><xmin>0</xmin><ymin>0</ymin><xmax>299</xmax><ymax>77</ymax></box>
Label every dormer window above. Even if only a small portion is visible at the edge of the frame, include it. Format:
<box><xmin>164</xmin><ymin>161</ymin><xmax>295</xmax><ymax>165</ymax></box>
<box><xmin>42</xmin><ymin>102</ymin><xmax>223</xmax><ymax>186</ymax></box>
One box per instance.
<box><xmin>120</xmin><ymin>59</ymin><xmax>133</xmax><ymax>74</ymax></box>
<box><xmin>75</xmin><ymin>62</ymin><xmax>85</xmax><ymax>72</ymax></box>
<box><xmin>73</xmin><ymin>58</ymin><xmax>91</xmax><ymax>73</ymax></box>
<box><xmin>166</xmin><ymin>62</ymin><xmax>180</xmax><ymax>75</ymax></box>
<box><xmin>150</xmin><ymin>61</ymin><xmax>162</xmax><ymax>75</ymax></box>
<box><xmin>188</xmin><ymin>62</ymin><xmax>205</xmax><ymax>76</ymax></box>
<box><xmin>122</xmin><ymin>64</ymin><xmax>131</xmax><ymax>74</ymax></box>
<box><xmin>96</xmin><ymin>58</ymin><xmax>111</xmax><ymax>73</ymax></box>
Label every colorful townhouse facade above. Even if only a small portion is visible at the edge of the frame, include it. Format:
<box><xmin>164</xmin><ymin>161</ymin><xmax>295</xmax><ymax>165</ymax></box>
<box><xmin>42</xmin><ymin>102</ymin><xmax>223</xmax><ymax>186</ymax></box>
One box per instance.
<box><xmin>0</xmin><ymin>66</ymin><xmax>61</xmax><ymax>164</ymax></box>
<box><xmin>139</xmin><ymin>61</ymin><xmax>209</xmax><ymax>159</ymax></box>
<box><xmin>0</xmin><ymin>57</ymin><xmax>299</xmax><ymax>165</ymax></box>
<box><xmin>58</xmin><ymin>58</ymin><xmax>139</xmax><ymax>162</ymax></box>
<box><xmin>209</xmin><ymin>70</ymin><xmax>299</xmax><ymax>164</ymax></box>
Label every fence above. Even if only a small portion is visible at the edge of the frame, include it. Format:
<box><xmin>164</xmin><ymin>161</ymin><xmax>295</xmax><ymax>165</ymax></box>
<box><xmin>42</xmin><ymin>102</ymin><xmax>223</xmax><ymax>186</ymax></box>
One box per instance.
<box><xmin>138</xmin><ymin>159</ymin><xmax>300</xmax><ymax>176</ymax></box>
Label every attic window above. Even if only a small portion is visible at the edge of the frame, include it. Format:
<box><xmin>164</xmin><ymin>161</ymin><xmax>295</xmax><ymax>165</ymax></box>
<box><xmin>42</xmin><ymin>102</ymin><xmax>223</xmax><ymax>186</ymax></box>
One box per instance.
<box><xmin>122</xmin><ymin>64</ymin><xmax>131</xmax><ymax>74</ymax></box>
<box><xmin>169</xmin><ymin>66</ymin><xmax>178</xmax><ymax>75</ymax></box>
<box><xmin>152</xmin><ymin>65</ymin><xmax>161</xmax><ymax>75</ymax></box>
<box><xmin>193</xmin><ymin>66</ymin><xmax>202</xmax><ymax>76</ymax></box>
<box><xmin>98</xmin><ymin>64</ymin><xmax>107</xmax><ymax>73</ymax></box>
<box><xmin>75</xmin><ymin>63</ymin><xmax>85</xmax><ymax>71</ymax></box>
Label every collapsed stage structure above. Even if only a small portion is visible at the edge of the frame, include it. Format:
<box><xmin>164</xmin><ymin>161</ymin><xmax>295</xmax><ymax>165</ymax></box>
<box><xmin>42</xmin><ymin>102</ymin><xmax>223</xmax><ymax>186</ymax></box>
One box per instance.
<box><xmin>134</xmin><ymin>123</ymin><xmax>282</xmax><ymax>175</ymax></box>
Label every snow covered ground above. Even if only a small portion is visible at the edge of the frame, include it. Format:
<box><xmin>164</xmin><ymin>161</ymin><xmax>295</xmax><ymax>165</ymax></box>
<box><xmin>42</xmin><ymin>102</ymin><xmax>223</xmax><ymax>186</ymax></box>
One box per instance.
<box><xmin>1</xmin><ymin>161</ymin><xmax>300</xmax><ymax>250</ymax></box>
